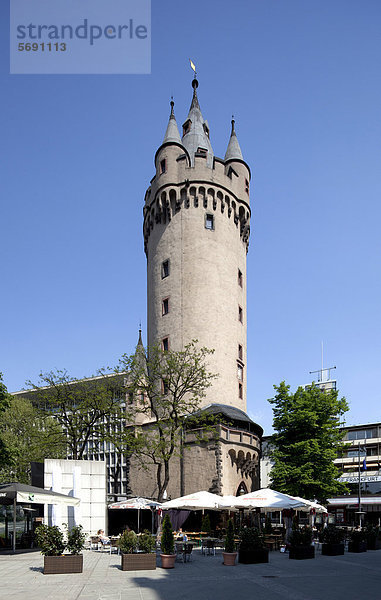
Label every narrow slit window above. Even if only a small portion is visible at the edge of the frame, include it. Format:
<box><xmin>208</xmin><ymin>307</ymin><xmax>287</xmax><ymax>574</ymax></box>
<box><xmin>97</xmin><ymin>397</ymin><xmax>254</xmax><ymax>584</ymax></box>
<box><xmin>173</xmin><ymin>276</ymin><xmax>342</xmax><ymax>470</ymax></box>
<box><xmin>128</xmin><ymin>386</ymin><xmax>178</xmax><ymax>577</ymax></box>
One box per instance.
<box><xmin>205</xmin><ymin>214</ymin><xmax>214</xmax><ymax>230</ymax></box>
<box><xmin>239</xmin><ymin>383</ymin><xmax>243</xmax><ymax>399</ymax></box>
<box><xmin>162</xmin><ymin>337</ymin><xmax>169</xmax><ymax>352</ymax></box>
<box><xmin>238</xmin><ymin>344</ymin><xmax>243</xmax><ymax>360</ymax></box>
<box><xmin>237</xmin><ymin>365</ymin><xmax>243</xmax><ymax>381</ymax></box>
<box><xmin>160</xmin><ymin>159</ymin><xmax>166</xmax><ymax>174</ymax></box>
<box><xmin>162</xmin><ymin>259</ymin><xmax>170</xmax><ymax>278</ymax></box>
<box><xmin>238</xmin><ymin>269</ymin><xmax>242</xmax><ymax>287</ymax></box>
<box><xmin>162</xmin><ymin>298</ymin><xmax>169</xmax><ymax>315</ymax></box>
<box><xmin>238</xmin><ymin>306</ymin><xmax>243</xmax><ymax>323</ymax></box>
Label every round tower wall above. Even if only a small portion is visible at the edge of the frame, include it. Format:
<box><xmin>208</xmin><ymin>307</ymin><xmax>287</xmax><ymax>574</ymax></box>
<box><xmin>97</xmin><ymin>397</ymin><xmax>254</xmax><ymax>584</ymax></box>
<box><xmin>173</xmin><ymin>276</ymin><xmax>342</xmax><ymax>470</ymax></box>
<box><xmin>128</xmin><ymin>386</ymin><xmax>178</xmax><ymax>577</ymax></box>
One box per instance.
<box><xmin>145</xmin><ymin>157</ymin><xmax>251</xmax><ymax>412</ymax></box>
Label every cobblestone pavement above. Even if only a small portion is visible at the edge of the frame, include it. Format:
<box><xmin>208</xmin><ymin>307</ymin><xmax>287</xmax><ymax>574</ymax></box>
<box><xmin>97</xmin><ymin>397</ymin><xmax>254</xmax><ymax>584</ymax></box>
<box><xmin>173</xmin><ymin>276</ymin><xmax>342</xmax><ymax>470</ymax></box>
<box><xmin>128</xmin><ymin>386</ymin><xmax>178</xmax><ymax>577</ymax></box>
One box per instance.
<box><xmin>1</xmin><ymin>547</ymin><xmax>380</xmax><ymax>600</ymax></box>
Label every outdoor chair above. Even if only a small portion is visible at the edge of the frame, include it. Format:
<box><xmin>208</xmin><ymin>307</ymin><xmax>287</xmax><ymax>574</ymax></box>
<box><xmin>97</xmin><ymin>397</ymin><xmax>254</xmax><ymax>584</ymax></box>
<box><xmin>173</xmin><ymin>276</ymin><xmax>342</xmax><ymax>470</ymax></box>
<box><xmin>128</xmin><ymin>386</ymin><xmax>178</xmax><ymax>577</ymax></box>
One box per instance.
<box><xmin>175</xmin><ymin>542</ymin><xmax>185</xmax><ymax>562</ymax></box>
<box><xmin>90</xmin><ymin>536</ymin><xmax>101</xmax><ymax>551</ymax></box>
<box><xmin>99</xmin><ymin>538</ymin><xmax>112</xmax><ymax>553</ymax></box>
<box><xmin>175</xmin><ymin>542</ymin><xmax>193</xmax><ymax>563</ymax></box>
<box><xmin>202</xmin><ymin>539</ymin><xmax>216</xmax><ymax>556</ymax></box>
<box><xmin>183</xmin><ymin>543</ymin><xmax>193</xmax><ymax>562</ymax></box>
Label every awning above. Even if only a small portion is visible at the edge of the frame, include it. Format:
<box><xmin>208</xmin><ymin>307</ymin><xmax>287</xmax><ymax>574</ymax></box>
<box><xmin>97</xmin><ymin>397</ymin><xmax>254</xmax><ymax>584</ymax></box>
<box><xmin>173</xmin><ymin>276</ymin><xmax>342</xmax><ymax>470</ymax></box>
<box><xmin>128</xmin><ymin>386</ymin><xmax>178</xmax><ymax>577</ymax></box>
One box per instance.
<box><xmin>327</xmin><ymin>496</ymin><xmax>381</xmax><ymax>506</ymax></box>
<box><xmin>0</xmin><ymin>482</ymin><xmax>80</xmax><ymax>506</ymax></box>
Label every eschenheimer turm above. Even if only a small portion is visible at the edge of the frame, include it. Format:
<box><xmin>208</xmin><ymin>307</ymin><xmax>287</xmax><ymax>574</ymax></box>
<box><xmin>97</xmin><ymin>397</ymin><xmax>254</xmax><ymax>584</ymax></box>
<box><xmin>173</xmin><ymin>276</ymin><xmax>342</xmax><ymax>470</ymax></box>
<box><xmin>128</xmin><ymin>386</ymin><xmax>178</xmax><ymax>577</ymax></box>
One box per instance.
<box><xmin>136</xmin><ymin>78</ymin><xmax>263</xmax><ymax>498</ymax></box>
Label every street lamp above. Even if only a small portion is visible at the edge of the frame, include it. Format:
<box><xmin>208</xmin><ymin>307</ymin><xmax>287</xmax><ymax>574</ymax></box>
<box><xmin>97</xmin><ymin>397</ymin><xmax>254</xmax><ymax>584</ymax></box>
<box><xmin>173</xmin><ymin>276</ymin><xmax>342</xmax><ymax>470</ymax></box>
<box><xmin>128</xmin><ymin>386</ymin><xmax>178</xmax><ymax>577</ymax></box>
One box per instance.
<box><xmin>357</xmin><ymin>444</ymin><xmax>367</xmax><ymax>528</ymax></box>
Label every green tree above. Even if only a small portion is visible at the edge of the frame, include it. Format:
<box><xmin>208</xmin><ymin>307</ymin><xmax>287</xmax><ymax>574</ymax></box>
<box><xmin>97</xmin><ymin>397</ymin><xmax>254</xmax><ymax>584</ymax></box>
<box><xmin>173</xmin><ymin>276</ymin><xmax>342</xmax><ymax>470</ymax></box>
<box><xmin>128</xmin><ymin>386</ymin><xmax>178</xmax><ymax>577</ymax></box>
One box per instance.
<box><xmin>0</xmin><ymin>373</ymin><xmax>11</xmax><ymax>469</ymax></box>
<box><xmin>268</xmin><ymin>381</ymin><xmax>349</xmax><ymax>503</ymax></box>
<box><xmin>118</xmin><ymin>340</ymin><xmax>217</xmax><ymax>502</ymax></box>
<box><xmin>25</xmin><ymin>368</ymin><xmax>127</xmax><ymax>460</ymax></box>
<box><xmin>0</xmin><ymin>395</ymin><xmax>66</xmax><ymax>483</ymax></box>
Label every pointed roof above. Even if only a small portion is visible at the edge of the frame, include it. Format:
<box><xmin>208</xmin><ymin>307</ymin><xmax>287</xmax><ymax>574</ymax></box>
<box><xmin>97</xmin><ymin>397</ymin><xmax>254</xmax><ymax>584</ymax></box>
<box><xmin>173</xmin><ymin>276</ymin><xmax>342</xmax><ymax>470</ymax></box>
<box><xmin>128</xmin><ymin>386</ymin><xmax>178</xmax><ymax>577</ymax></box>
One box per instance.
<box><xmin>224</xmin><ymin>118</ymin><xmax>243</xmax><ymax>161</ymax></box>
<box><xmin>134</xmin><ymin>328</ymin><xmax>146</xmax><ymax>371</ymax></box>
<box><xmin>182</xmin><ymin>78</ymin><xmax>214</xmax><ymax>168</ymax></box>
<box><xmin>163</xmin><ymin>100</ymin><xmax>181</xmax><ymax>144</ymax></box>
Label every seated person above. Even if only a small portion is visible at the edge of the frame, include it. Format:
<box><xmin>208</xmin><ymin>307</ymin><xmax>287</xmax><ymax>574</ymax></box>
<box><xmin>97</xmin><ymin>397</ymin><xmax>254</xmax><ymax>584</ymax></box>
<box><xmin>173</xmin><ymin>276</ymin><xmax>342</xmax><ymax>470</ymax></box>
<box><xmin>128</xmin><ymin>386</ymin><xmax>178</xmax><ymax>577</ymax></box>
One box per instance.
<box><xmin>97</xmin><ymin>529</ymin><xmax>110</xmax><ymax>544</ymax></box>
<box><xmin>176</xmin><ymin>528</ymin><xmax>187</xmax><ymax>542</ymax></box>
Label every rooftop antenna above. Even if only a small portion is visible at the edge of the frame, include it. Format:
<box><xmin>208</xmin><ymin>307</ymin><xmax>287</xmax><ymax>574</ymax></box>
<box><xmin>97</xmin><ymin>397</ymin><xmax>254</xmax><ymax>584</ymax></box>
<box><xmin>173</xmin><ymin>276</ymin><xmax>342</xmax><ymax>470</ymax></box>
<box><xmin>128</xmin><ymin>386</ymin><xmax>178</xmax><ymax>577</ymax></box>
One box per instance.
<box><xmin>309</xmin><ymin>341</ymin><xmax>336</xmax><ymax>382</ymax></box>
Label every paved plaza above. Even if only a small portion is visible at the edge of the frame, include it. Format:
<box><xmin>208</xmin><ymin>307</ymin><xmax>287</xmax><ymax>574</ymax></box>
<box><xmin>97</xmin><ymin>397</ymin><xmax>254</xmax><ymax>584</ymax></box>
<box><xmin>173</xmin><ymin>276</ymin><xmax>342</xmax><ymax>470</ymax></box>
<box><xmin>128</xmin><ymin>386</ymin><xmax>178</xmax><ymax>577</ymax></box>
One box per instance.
<box><xmin>0</xmin><ymin>546</ymin><xmax>380</xmax><ymax>600</ymax></box>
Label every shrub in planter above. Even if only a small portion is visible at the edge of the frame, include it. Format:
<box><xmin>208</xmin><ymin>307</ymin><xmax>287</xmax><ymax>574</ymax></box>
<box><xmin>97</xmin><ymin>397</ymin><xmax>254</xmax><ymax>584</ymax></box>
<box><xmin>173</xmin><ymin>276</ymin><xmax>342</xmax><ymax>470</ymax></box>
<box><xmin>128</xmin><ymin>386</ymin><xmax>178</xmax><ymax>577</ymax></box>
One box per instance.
<box><xmin>201</xmin><ymin>514</ymin><xmax>211</xmax><ymax>535</ymax></box>
<box><xmin>119</xmin><ymin>529</ymin><xmax>156</xmax><ymax>571</ymax></box>
<box><xmin>320</xmin><ymin>525</ymin><xmax>345</xmax><ymax>556</ymax></box>
<box><xmin>222</xmin><ymin>519</ymin><xmax>237</xmax><ymax>566</ymax></box>
<box><xmin>348</xmin><ymin>530</ymin><xmax>367</xmax><ymax>553</ymax></box>
<box><xmin>160</xmin><ymin>514</ymin><xmax>175</xmax><ymax>569</ymax></box>
<box><xmin>365</xmin><ymin>526</ymin><xmax>380</xmax><ymax>550</ymax></box>
<box><xmin>239</xmin><ymin>527</ymin><xmax>269</xmax><ymax>564</ymax></box>
<box><xmin>35</xmin><ymin>524</ymin><xmax>66</xmax><ymax>556</ymax></box>
<box><xmin>289</xmin><ymin>526</ymin><xmax>315</xmax><ymax>560</ymax></box>
<box><xmin>118</xmin><ymin>530</ymin><xmax>138</xmax><ymax>554</ymax></box>
<box><xmin>66</xmin><ymin>525</ymin><xmax>86</xmax><ymax>555</ymax></box>
<box><xmin>35</xmin><ymin>524</ymin><xmax>84</xmax><ymax>574</ymax></box>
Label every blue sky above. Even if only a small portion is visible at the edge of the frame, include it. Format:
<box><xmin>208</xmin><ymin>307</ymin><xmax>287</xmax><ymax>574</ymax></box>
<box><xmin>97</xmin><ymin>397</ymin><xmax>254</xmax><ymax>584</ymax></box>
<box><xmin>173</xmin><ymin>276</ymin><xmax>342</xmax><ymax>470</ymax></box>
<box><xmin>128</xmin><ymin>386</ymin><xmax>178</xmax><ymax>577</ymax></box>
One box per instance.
<box><xmin>1</xmin><ymin>0</ymin><xmax>380</xmax><ymax>434</ymax></box>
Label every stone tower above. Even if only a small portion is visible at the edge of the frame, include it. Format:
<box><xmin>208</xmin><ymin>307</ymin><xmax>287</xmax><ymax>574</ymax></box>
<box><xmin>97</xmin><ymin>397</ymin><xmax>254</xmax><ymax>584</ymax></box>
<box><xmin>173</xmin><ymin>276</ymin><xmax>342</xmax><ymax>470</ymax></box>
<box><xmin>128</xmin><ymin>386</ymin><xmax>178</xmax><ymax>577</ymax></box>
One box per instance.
<box><xmin>143</xmin><ymin>78</ymin><xmax>251</xmax><ymax>412</ymax></box>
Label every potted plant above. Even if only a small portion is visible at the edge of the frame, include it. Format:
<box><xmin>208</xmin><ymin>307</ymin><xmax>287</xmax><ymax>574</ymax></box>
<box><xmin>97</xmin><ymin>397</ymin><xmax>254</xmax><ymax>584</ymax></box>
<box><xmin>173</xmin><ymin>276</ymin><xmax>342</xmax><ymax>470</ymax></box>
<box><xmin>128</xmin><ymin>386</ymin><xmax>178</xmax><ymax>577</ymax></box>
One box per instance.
<box><xmin>239</xmin><ymin>527</ymin><xmax>269</xmax><ymax>564</ymax></box>
<box><xmin>222</xmin><ymin>519</ymin><xmax>237</xmax><ymax>566</ymax></box>
<box><xmin>35</xmin><ymin>524</ymin><xmax>85</xmax><ymax>574</ymax></box>
<box><xmin>365</xmin><ymin>525</ymin><xmax>380</xmax><ymax>550</ymax></box>
<box><xmin>320</xmin><ymin>525</ymin><xmax>345</xmax><ymax>556</ymax></box>
<box><xmin>348</xmin><ymin>529</ymin><xmax>367</xmax><ymax>553</ymax></box>
<box><xmin>201</xmin><ymin>514</ymin><xmax>212</xmax><ymax>536</ymax></box>
<box><xmin>289</xmin><ymin>526</ymin><xmax>315</xmax><ymax>560</ymax></box>
<box><xmin>119</xmin><ymin>529</ymin><xmax>156</xmax><ymax>571</ymax></box>
<box><xmin>160</xmin><ymin>514</ymin><xmax>176</xmax><ymax>569</ymax></box>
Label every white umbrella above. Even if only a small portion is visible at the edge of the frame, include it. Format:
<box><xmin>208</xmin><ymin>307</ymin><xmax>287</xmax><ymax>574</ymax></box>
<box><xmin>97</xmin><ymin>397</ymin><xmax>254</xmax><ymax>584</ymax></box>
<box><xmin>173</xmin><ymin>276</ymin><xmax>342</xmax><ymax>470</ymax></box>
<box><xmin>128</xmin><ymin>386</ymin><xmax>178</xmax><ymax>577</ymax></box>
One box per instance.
<box><xmin>108</xmin><ymin>497</ymin><xmax>162</xmax><ymax>533</ymax></box>
<box><xmin>218</xmin><ymin>488</ymin><xmax>306</xmax><ymax>510</ymax></box>
<box><xmin>161</xmin><ymin>491</ymin><xmax>222</xmax><ymax>511</ymax></box>
<box><xmin>290</xmin><ymin>496</ymin><xmax>327</xmax><ymax>513</ymax></box>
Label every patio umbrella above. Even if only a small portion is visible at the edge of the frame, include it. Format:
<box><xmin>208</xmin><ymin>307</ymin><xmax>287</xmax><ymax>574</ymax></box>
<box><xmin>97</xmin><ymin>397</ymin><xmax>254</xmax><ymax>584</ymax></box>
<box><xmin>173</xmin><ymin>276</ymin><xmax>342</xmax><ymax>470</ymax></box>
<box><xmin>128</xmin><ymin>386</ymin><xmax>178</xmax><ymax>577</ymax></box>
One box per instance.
<box><xmin>108</xmin><ymin>497</ymin><xmax>162</xmax><ymax>533</ymax></box>
<box><xmin>161</xmin><ymin>491</ymin><xmax>223</xmax><ymax>511</ymax></box>
<box><xmin>290</xmin><ymin>496</ymin><xmax>327</xmax><ymax>513</ymax></box>
<box><xmin>218</xmin><ymin>488</ymin><xmax>306</xmax><ymax>510</ymax></box>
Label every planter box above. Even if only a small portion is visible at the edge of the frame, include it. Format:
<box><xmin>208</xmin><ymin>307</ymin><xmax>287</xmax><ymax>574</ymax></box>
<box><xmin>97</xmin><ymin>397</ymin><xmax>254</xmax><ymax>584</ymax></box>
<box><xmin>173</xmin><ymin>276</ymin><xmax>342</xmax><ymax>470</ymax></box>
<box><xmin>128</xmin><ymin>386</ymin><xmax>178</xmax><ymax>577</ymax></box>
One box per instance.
<box><xmin>348</xmin><ymin>541</ymin><xmax>367</xmax><ymax>553</ymax></box>
<box><xmin>222</xmin><ymin>551</ymin><xmax>237</xmax><ymax>566</ymax></box>
<box><xmin>366</xmin><ymin>539</ymin><xmax>381</xmax><ymax>550</ymax></box>
<box><xmin>239</xmin><ymin>548</ymin><xmax>269</xmax><ymax>564</ymax></box>
<box><xmin>322</xmin><ymin>543</ymin><xmax>345</xmax><ymax>556</ymax></box>
<box><xmin>289</xmin><ymin>545</ymin><xmax>315</xmax><ymax>560</ymax></box>
<box><xmin>44</xmin><ymin>554</ymin><xmax>83</xmax><ymax>574</ymax></box>
<box><xmin>121</xmin><ymin>553</ymin><xmax>157</xmax><ymax>571</ymax></box>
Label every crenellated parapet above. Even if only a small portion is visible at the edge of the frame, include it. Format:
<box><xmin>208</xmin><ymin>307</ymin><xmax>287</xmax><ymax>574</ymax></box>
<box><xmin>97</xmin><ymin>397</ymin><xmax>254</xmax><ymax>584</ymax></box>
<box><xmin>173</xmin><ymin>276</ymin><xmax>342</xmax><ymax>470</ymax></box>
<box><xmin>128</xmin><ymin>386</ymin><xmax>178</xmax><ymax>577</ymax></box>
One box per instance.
<box><xmin>143</xmin><ymin>180</ymin><xmax>250</xmax><ymax>256</ymax></box>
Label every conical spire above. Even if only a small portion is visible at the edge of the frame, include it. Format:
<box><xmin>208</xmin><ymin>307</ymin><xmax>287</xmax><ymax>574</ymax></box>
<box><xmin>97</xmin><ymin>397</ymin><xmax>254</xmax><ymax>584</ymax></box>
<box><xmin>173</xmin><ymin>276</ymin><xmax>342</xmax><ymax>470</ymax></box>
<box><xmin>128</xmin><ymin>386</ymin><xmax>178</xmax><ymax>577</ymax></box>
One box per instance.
<box><xmin>163</xmin><ymin>99</ymin><xmax>181</xmax><ymax>144</ymax></box>
<box><xmin>224</xmin><ymin>118</ymin><xmax>243</xmax><ymax>161</ymax></box>
<box><xmin>182</xmin><ymin>78</ymin><xmax>214</xmax><ymax>168</ymax></box>
<box><xmin>134</xmin><ymin>328</ymin><xmax>146</xmax><ymax>371</ymax></box>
